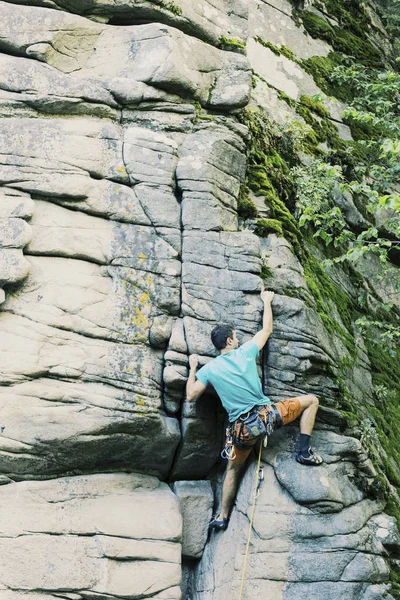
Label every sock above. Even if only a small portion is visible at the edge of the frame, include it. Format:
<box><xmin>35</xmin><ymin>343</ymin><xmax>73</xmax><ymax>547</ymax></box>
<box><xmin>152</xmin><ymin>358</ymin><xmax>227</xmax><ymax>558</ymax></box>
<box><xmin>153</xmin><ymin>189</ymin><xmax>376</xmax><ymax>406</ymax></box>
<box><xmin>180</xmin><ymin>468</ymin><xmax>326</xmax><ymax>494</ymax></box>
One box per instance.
<box><xmin>299</xmin><ymin>434</ymin><xmax>311</xmax><ymax>457</ymax></box>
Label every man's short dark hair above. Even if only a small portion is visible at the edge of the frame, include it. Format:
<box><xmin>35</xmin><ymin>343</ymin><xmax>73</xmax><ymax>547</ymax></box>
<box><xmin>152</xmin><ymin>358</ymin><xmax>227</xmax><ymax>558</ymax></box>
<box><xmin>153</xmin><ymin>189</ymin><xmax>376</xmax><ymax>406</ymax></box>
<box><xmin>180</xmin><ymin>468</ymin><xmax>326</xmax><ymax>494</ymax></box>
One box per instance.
<box><xmin>211</xmin><ymin>323</ymin><xmax>234</xmax><ymax>350</ymax></box>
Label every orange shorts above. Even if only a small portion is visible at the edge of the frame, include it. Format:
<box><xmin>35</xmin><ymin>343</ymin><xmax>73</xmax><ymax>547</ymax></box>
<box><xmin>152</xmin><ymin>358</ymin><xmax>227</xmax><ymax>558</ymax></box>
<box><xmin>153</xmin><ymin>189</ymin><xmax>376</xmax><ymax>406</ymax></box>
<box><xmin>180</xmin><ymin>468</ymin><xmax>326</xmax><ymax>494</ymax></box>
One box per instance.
<box><xmin>229</xmin><ymin>398</ymin><xmax>302</xmax><ymax>465</ymax></box>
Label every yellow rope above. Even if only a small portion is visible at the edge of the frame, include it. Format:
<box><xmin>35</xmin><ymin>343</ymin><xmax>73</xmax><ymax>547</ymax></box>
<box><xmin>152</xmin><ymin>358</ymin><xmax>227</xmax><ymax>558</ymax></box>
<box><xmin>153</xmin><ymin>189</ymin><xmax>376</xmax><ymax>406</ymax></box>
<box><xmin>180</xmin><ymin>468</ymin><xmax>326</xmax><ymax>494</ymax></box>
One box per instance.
<box><xmin>237</xmin><ymin>442</ymin><xmax>264</xmax><ymax>600</ymax></box>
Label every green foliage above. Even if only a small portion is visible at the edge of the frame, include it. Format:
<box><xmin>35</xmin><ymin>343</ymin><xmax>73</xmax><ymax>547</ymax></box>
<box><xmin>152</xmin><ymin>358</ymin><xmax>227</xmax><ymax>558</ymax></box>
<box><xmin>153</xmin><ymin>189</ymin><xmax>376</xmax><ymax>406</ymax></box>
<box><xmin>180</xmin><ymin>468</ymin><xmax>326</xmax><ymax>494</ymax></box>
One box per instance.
<box><xmin>356</xmin><ymin>317</ymin><xmax>400</xmax><ymax>357</ymax></box>
<box><xmin>293</xmin><ymin>160</ymin><xmax>354</xmax><ymax>247</ymax></box>
<box><xmin>219</xmin><ymin>36</ymin><xmax>246</xmax><ymax>53</ymax></box>
<box><xmin>254</xmin><ymin>218</ymin><xmax>284</xmax><ymax>237</ymax></box>
<box><xmin>293</xmin><ymin>65</ymin><xmax>400</xmax><ymax>286</ymax></box>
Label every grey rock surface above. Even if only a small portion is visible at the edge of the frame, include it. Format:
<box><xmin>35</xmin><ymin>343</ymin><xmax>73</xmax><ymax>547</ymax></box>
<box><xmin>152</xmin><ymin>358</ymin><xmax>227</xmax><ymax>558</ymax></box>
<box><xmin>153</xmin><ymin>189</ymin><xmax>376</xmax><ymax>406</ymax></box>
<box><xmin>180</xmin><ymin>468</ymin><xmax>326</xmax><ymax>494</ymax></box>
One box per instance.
<box><xmin>190</xmin><ymin>428</ymin><xmax>400</xmax><ymax>599</ymax></box>
<box><xmin>0</xmin><ymin>0</ymin><xmax>399</xmax><ymax>598</ymax></box>
<box><xmin>0</xmin><ymin>473</ymin><xmax>182</xmax><ymax>599</ymax></box>
<box><xmin>1</xmin><ymin>0</ymin><xmax>248</xmax><ymax>48</ymax></box>
<box><xmin>172</xmin><ymin>480</ymin><xmax>213</xmax><ymax>558</ymax></box>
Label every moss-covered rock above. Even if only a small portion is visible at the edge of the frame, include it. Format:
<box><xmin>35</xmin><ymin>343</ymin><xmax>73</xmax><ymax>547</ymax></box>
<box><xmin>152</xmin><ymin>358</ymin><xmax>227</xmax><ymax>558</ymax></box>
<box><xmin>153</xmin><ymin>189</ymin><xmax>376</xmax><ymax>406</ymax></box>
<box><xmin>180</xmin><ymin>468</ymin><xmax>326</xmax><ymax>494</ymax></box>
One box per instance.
<box><xmin>237</xmin><ymin>184</ymin><xmax>258</xmax><ymax>219</ymax></box>
<box><xmin>219</xmin><ymin>35</ymin><xmax>246</xmax><ymax>53</ymax></box>
<box><xmin>300</xmin><ymin>52</ymin><xmax>350</xmax><ymax>101</ymax></box>
<box><xmin>301</xmin><ymin>10</ymin><xmax>383</xmax><ymax>66</ymax></box>
<box><xmin>254</xmin><ymin>218</ymin><xmax>283</xmax><ymax>237</ymax></box>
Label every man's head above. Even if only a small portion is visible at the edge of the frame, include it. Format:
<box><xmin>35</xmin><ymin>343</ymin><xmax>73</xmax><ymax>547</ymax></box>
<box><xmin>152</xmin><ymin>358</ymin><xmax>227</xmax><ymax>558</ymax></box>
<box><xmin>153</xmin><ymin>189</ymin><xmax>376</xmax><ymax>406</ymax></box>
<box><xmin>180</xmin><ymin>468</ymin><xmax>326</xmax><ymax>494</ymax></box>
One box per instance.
<box><xmin>211</xmin><ymin>324</ymin><xmax>239</xmax><ymax>351</ymax></box>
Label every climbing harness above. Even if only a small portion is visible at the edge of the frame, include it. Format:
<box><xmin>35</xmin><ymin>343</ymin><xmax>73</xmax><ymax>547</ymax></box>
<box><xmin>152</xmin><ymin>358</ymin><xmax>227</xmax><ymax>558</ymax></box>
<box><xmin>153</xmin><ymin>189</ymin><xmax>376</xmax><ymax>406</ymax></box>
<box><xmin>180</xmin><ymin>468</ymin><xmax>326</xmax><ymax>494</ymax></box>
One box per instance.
<box><xmin>221</xmin><ymin>404</ymin><xmax>282</xmax><ymax>460</ymax></box>
<box><xmin>238</xmin><ymin>440</ymin><xmax>264</xmax><ymax>600</ymax></box>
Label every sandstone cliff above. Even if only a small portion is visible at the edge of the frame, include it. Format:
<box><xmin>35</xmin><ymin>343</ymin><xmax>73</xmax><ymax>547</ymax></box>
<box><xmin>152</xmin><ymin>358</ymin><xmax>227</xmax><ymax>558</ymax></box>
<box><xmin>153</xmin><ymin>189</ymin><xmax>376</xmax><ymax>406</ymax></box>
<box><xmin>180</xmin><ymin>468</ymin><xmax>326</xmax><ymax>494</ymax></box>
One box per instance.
<box><xmin>0</xmin><ymin>0</ymin><xmax>399</xmax><ymax>598</ymax></box>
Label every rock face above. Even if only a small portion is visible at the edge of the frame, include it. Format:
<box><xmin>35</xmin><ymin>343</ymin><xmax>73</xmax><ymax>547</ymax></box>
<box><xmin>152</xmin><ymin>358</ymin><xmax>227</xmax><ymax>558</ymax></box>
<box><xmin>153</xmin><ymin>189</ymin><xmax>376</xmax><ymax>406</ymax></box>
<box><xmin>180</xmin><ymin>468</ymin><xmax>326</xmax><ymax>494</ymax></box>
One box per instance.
<box><xmin>0</xmin><ymin>474</ymin><xmax>182</xmax><ymax>599</ymax></box>
<box><xmin>0</xmin><ymin>0</ymin><xmax>399</xmax><ymax>598</ymax></box>
<box><xmin>192</xmin><ymin>426</ymin><xmax>400</xmax><ymax>600</ymax></box>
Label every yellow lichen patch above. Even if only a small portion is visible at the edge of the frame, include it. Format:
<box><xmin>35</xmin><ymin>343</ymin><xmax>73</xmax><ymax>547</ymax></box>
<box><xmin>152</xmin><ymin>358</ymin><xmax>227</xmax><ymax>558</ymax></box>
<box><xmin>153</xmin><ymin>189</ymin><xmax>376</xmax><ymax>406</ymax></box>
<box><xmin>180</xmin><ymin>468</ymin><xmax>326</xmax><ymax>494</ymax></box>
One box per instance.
<box><xmin>128</xmin><ymin>290</ymin><xmax>151</xmax><ymax>342</ymax></box>
<box><xmin>116</xmin><ymin>165</ymin><xmax>127</xmax><ymax>174</ymax></box>
<box><xmin>134</xmin><ymin>395</ymin><xmax>147</xmax><ymax>414</ymax></box>
<box><xmin>138</xmin><ymin>253</ymin><xmax>147</xmax><ymax>264</ymax></box>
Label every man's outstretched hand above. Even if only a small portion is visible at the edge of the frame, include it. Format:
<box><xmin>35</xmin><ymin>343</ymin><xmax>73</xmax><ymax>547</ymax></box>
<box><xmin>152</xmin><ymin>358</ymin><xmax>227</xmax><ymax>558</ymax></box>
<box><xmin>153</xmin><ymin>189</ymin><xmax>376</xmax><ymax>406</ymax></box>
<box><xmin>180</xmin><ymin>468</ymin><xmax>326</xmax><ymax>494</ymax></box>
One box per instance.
<box><xmin>260</xmin><ymin>284</ymin><xmax>274</xmax><ymax>305</ymax></box>
<box><xmin>189</xmin><ymin>354</ymin><xmax>199</xmax><ymax>370</ymax></box>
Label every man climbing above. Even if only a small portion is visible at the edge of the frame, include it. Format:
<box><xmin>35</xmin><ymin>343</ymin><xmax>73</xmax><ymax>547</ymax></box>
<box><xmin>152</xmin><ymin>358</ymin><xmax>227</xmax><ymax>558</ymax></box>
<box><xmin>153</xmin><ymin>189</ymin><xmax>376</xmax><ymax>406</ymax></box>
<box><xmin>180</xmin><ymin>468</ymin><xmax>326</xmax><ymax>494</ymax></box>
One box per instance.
<box><xmin>186</xmin><ymin>287</ymin><xmax>323</xmax><ymax>531</ymax></box>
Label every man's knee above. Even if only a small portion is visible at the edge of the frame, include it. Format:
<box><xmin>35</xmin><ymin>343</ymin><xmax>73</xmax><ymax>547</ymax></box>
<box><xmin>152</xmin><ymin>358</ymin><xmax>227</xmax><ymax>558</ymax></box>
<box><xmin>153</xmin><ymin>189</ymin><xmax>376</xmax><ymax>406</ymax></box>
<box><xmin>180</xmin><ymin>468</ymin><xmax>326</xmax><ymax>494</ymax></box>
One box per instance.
<box><xmin>299</xmin><ymin>394</ymin><xmax>319</xmax><ymax>410</ymax></box>
<box><xmin>227</xmin><ymin>459</ymin><xmax>243</xmax><ymax>472</ymax></box>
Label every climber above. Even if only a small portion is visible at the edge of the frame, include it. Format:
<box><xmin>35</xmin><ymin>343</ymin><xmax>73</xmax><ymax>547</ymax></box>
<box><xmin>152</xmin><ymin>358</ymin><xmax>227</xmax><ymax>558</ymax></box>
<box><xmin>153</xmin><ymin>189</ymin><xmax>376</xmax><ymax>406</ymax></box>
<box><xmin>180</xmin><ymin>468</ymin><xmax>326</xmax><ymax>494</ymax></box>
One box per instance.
<box><xmin>186</xmin><ymin>286</ymin><xmax>323</xmax><ymax>531</ymax></box>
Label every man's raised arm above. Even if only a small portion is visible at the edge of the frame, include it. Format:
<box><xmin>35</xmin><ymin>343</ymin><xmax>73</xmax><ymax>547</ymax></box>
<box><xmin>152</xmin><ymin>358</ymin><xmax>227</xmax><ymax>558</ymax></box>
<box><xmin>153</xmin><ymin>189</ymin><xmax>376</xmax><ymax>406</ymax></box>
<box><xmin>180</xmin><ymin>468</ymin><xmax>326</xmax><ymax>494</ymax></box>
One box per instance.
<box><xmin>252</xmin><ymin>288</ymin><xmax>275</xmax><ymax>350</ymax></box>
<box><xmin>186</xmin><ymin>355</ymin><xmax>207</xmax><ymax>402</ymax></box>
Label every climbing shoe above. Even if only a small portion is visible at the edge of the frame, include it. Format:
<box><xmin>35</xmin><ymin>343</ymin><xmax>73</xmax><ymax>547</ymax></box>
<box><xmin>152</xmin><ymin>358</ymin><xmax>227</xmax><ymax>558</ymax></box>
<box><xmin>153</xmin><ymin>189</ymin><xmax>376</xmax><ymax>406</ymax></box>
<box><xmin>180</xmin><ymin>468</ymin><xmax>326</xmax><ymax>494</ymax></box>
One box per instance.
<box><xmin>209</xmin><ymin>516</ymin><xmax>229</xmax><ymax>531</ymax></box>
<box><xmin>296</xmin><ymin>447</ymin><xmax>323</xmax><ymax>466</ymax></box>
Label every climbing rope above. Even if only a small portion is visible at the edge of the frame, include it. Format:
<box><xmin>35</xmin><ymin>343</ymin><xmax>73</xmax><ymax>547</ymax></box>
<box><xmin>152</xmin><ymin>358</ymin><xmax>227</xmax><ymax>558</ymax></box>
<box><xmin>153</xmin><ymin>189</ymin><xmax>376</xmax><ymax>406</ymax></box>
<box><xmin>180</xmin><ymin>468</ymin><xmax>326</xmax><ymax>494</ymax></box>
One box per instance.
<box><xmin>237</xmin><ymin>440</ymin><xmax>264</xmax><ymax>600</ymax></box>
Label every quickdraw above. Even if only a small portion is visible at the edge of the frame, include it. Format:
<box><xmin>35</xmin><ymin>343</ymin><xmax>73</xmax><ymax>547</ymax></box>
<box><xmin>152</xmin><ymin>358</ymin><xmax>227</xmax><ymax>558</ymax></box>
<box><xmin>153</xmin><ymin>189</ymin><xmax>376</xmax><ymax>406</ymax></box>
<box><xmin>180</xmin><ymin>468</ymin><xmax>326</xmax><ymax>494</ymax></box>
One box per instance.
<box><xmin>221</xmin><ymin>426</ymin><xmax>236</xmax><ymax>461</ymax></box>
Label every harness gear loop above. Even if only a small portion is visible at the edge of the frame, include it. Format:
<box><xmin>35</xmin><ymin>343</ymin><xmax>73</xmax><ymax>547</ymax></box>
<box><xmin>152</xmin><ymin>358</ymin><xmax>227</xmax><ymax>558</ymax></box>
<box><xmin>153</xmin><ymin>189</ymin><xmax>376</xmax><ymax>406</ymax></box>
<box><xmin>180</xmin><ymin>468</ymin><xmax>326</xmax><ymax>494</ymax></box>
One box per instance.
<box><xmin>238</xmin><ymin>441</ymin><xmax>263</xmax><ymax>600</ymax></box>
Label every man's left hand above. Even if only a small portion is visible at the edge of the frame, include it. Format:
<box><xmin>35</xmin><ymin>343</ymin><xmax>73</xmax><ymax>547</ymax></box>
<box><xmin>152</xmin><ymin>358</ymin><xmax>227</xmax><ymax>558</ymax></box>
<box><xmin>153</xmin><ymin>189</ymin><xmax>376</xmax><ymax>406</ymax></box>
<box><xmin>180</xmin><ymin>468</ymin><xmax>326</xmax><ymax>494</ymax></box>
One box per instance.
<box><xmin>261</xmin><ymin>289</ymin><xmax>274</xmax><ymax>304</ymax></box>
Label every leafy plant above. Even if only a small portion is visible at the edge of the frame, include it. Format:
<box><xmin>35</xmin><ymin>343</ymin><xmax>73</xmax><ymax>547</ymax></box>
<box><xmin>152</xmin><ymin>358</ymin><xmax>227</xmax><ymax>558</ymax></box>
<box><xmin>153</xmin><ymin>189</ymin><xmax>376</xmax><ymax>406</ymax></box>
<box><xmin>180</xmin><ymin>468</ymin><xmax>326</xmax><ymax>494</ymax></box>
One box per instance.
<box><xmin>292</xmin><ymin>65</ymin><xmax>400</xmax><ymax>352</ymax></box>
<box><xmin>294</xmin><ymin>65</ymin><xmax>400</xmax><ymax>268</ymax></box>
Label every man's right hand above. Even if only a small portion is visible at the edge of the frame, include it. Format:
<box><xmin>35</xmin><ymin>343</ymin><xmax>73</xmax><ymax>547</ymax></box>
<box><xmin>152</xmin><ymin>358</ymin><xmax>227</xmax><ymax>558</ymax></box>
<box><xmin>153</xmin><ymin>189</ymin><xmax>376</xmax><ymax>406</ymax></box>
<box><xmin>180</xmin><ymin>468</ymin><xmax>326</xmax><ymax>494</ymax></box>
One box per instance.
<box><xmin>189</xmin><ymin>354</ymin><xmax>199</xmax><ymax>370</ymax></box>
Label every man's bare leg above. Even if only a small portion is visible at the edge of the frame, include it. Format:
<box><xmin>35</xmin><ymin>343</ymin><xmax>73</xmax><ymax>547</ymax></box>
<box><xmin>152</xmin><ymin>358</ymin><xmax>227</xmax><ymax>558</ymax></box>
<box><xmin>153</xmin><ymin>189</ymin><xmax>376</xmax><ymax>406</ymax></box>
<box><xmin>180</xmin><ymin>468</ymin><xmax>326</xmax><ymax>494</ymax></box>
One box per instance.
<box><xmin>298</xmin><ymin>394</ymin><xmax>319</xmax><ymax>434</ymax></box>
<box><xmin>297</xmin><ymin>394</ymin><xmax>322</xmax><ymax>464</ymax></box>
<box><xmin>219</xmin><ymin>460</ymin><xmax>243</xmax><ymax>520</ymax></box>
<box><xmin>212</xmin><ymin>396</ymin><xmax>321</xmax><ymax>529</ymax></box>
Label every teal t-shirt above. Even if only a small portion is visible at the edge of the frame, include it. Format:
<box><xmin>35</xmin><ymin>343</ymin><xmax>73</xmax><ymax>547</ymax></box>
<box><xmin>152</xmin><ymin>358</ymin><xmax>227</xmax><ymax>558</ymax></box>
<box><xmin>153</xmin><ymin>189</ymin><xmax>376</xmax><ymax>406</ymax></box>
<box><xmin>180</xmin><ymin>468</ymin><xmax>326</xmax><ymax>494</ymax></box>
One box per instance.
<box><xmin>196</xmin><ymin>340</ymin><xmax>271</xmax><ymax>422</ymax></box>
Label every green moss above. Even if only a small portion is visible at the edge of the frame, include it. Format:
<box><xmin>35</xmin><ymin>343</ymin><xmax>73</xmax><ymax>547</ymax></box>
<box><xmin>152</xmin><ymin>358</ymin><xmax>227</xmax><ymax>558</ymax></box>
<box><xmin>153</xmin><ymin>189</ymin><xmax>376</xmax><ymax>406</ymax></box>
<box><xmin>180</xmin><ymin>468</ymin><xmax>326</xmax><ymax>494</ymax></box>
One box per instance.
<box><xmin>303</xmin><ymin>251</ymin><xmax>357</xmax><ymax>355</ymax></box>
<box><xmin>294</xmin><ymin>98</ymin><xmax>342</xmax><ymax>152</ymax></box>
<box><xmin>254</xmin><ymin>218</ymin><xmax>284</xmax><ymax>237</ymax></box>
<box><xmin>255</xmin><ymin>37</ymin><xmax>296</xmax><ymax>61</ymax></box>
<box><xmin>193</xmin><ymin>101</ymin><xmax>216</xmax><ymax>123</ymax></box>
<box><xmin>300</xmin><ymin>52</ymin><xmax>350</xmax><ymax>101</ymax></box>
<box><xmin>219</xmin><ymin>36</ymin><xmax>246</xmax><ymax>53</ymax></box>
<box><xmin>256</xmin><ymin>37</ymin><xmax>281</xmax><ymax>55</ymax></box>
<box><xmin>159</xmin><ymin>0</ymin><xmax>182</xmax><ymax>15</ymax></box>
<box><xmin>342</xmin><ymin>114</ymin><xmax>383</xmax><ymax>142</ymax></box>
<box><xmin>237</xmin><ymin>108</ymin><xmax>301</xmax><ymax>250</ymax></box>
<box><xmin>301</xmin><ymin>11</ymin><xmax>336</xmax><ymax>40</ymax></box>
<box><xmin>277</xmin><ymin>90</ymin><xmax>296</xmax><ymax>108</ymax></box>
<box><xmin>280</xmin><ymin>45</ymin><xmax>297</xmax><ymax>61</ymax></box>
<box><xmin>323</xmin><ymin>0</ymin><xmax>371</xmax><ymax>38</ymax></box>
<box><xmin>301</xmin><ymin>10</ymin><xmax>382</xmax><ymax>66</ymax></box>
<box><xmin>237</xmin><ymin>184</ymin><xmax>258</xmax><ymax>220</ymax></box>
<box><xmin>299</xmin><ymin>94</ymin><xmax>330</xmax><ymax>119</ymax></box>
<box><xmin>261</xmin><ymin>262</ymin><xmax>273</xmax><ymax>280</ymax></box>
<box><xmin>355</xmin><ymin>335</ymin><xmax>400</xmax><ymax>536</ymax></box>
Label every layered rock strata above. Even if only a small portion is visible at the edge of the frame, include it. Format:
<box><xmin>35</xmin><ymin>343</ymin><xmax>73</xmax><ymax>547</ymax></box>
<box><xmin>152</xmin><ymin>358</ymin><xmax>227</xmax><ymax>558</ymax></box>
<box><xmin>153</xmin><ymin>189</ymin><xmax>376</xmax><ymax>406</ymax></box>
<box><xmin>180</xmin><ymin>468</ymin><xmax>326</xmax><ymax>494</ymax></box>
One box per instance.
<box><xmin>0</xmin><ymin>0</ymin><xmax>399</xmax><ymax>598</ymax></box>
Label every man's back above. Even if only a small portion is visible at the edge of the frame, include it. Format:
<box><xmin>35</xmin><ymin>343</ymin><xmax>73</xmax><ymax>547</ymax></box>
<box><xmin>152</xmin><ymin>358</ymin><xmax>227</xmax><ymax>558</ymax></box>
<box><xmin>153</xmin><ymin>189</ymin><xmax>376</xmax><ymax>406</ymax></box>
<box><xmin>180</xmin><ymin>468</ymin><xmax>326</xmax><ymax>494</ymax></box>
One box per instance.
<box><xmin>196</xmin><ymin>340</ymin><xmax>271</xmax><ymax>422</ymax></box>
